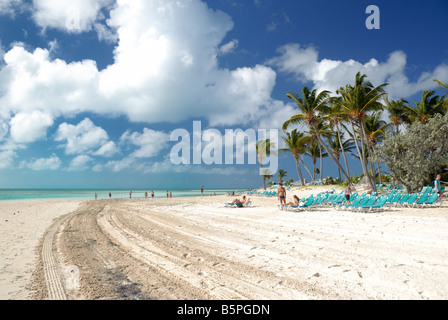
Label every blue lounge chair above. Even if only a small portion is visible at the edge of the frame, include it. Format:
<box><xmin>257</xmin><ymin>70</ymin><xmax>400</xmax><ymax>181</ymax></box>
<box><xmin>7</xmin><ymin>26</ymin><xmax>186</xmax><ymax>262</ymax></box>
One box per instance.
<box><xmin>225</xmin><ymin>198</ymin><xmax>252</xmax><ymax>208</ymax></box>
<box><xmin>387</xmin><ymin>193</ymin><xmax>402</xmax><ymax>206</ymax></box>
<box><xmin>418</xmin><ymin>193</ymin><xmax>440</xmax><ymax>208</ymax></box>
<box><xmin>351</xmin><ymin>196</ymin><xmax>377</xmax><ymax>211</ymax></box>
<box><xmin>395</xmin><ymin>194</ymin><xmax>410</xmax><ymax>207</ymax></box>
<box><xmin>403</xmin><ymin>193</ymin><xmax>419</xmax><ymax>207</ymax></box>
<box><xmin>334</xmin><ymin>196</ymin><xmax>364</xmax><ymax>210</ymax></box>
<box><xmin>411</xmin><ymin>193</ymin><xmax>430</xmax><ymax>208</ymax></box>
<box><xmin>355</xmin><ymin>196</ymin><xmax>388</xmax><ymax>212</ymax></box>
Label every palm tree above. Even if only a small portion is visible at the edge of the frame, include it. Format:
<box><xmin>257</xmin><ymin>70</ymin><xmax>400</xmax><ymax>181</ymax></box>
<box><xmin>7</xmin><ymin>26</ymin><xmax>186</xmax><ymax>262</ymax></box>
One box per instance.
<box><xmin>304</xmin><ymin>118</ymin><xmax>332</xmax><ymax>182</ymax></box>
<box><xmin>305</xmin><ymin>140</ymin><xmax>322</xmax><ymax>183</ymax></box>
<box><xmin>337</xmin><ymin>72</ymin><xmax>388</xmax><ymax>192</ymax></box>
<box><xmin>404</xmin><ymin>90</ymin><xmax>445</xmax><ymax>124</ymax></box>
<box><xmin>383</xmin><ymin>97</ymin><xmax>409</xmax><ymax>134</ymax></box>
<box><xmin>325</xmin><ymin>96</ymin><xmax>352</xmax><ymax>180</ymax></box>
<box><xmin>434</xmin><ymin>79</ymin><xmax>448</xmax><ymax>109</ymax></box>
<box><xmin>279</xmin><ymin>129</ymin><xmax>313</xmax><ymax>185</ymax></box>
<box><xmin>256</xmin><ymin>139</ymin><xmax>276</xmax><ymax>190</ymax></box>
<box><xmin>283</xmin><ymin>86</ymin><xmax>353</xmax><ymax>184</ymax></box>
<box><xmin>278</xmin><ymin>169</ymin><xmax>287</xmax><ymax>184</ymax></box>
<box><xmin>326</xmin><ymin>132</ymin><xmax>355</xmax><ymax>182</ymax></box>
<box><xmin>363</xmin><ymin>112</ymin><xmax>390</xmax><ymax>184</ymax></box>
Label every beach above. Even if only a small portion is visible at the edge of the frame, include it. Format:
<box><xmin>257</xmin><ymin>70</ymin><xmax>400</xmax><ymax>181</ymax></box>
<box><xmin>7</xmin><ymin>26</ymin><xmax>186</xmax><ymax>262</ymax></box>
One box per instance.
<box><xmin>1</xmin><ymin>185</ymin><xmax>448</xmax><ymax>300</ymax></box>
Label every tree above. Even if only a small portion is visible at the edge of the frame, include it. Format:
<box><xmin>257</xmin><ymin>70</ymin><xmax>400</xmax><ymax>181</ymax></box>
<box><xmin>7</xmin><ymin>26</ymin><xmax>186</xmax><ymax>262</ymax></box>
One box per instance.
<box><xmin>372</xmin><ymin>113</ymin><xmax>448</xmax><ymax>193</ymax></box>
<box><xmin>383</xmin><ymin>97</ymin><xmax>409</xmax><ymax>134</ymax></box>
<box><xmin>278</xmin><ymin>169</ymin><xmax>287</xmax><ymax>183</ymax></box>
<box><xmin>434</xmin><ymin>79</ymin><xmax>448</xmax><ymax>109</ymax></box>
<box><xmin>325</xmin><ymin>96</ymin><xmax>352</xmax><ymax>179</ymax></box>
<box><xmin>337</xmin><ymin>72</ymin><xmax>388</xmax><ymax>191</ymax></box>
<box><xmin>283</xmin><ymin>86</ymin><xmax>353</xmax><ymax>184</ymax></box>
<box><xmin>326</xmin><ymin>132</ymin><xmax>355</xmax><ymax>182</ymax></box>
<box><xmin>280</xmin><ymin>129</ymin><xmax>313</xmax><ymax>186</ymax></box>
<box><xmin>306</xmin><ymin>140</ymin><xmax>328</xmax><ymax>183</ymax></box>
<box><xmin>256</xmin><ymin>139</ymin><xmax>277</xmax><ymax>190</ymax></box>
<box><xmin>363</xmin><ymin>112</ymin><xmax>390</xmax><ymax>184</ymax></box>
<box><xmin>404</xmin><ymin>90</ymin><xmax>445</xmax><ymax>124</ymax></box>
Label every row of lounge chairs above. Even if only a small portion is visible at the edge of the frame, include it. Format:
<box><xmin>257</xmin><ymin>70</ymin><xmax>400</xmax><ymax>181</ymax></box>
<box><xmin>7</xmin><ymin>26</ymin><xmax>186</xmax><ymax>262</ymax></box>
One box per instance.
<box><xmin>278</xmin><ymin>188</ymin><xmax>443</xmax><ymax>212</ymax></box>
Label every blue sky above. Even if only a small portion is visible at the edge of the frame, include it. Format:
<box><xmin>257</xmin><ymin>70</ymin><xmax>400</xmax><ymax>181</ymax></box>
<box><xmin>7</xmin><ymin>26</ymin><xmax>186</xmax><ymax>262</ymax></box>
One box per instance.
<box><xmin>0</xmin><ymin>0</ymin><xmax>447</xmax><ymax>189</ymax></box>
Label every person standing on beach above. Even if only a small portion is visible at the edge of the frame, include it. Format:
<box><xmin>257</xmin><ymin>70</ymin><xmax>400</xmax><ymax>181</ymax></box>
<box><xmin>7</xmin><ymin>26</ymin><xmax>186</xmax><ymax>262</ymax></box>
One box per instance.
<box><xmin>278</xmin><ymin>183</ymin><xmax>286</xmax><ymax>209</ymax></box>
<box><xmin>94</xmin><ymin>192</ymin><xmax>98</xmax><ymax>200</ymax></box>
<box><xmin>167</xmin><ymin>191</ymin><xmax>169</xmax><ymax>198</ymax></box>
<box><xmin>129</xmin><ymin>191</ymin><xmax>132</xmax><ymax>199</ymax></box>
<box><xmin>109</xmin><ymin>192</ymin><xmax>111</xmax><ymax>199</ymax></box>
<box><xmin>151</xmin><ymin>190</ymin><xmax>154</xmax><ymax>199</ymax></box>
<box><xmin>434</xmin><ymin>174</ymin><xmax>444</xmax><ymax>200</ymax></box>
<box><xmin>145</xmin><ymin>191</ymin><xmax>148</xmax><ymax>199</ymax></box>
<box><xmin>201</xmin><ymin>186</ymin><xmax>204</xmax><ymax>196</ymax></box>
<box><xmin>344</xmin><ymin>184</ymin><xmax>352</xmax><ymax>204</ymax></box>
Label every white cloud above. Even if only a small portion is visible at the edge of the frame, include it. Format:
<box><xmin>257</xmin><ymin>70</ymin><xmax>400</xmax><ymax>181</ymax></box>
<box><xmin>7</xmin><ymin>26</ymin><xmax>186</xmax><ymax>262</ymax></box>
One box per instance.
<box><xmin>219</xmin><ymin>39</ymin><xmax>238</xmax><ymax>55</ymax></box>
<box><xmin>120</xmin><ymin>128</ymin><xmax>170</xmax><ymax>158</ymax></box>
<box><xmin>267</xmin><ymin>43</ymin><xmax>448</xmax><ymax>99</ymax></box>
<box><xmin>0</xmin><ymin>140</ymin><xmax>24</xmax><ymax>169</ymax></box>
<box><xmin>0</xmin><ymin>0</ymin><xmax>280</xmax><ymax>129</ymax></box>
<box><xmin>67</xmin><ymin>155</ymin><xmax>93</xmax><ymax>171</ymax></box>
<box><xmin>32</xmin><ymin>0</ymin><xmax>114</xmax><ymax>33</ymax></box>
<box><xmin>92</xmin><ymin>141</ymin><xmax>119</xmax><ymax>157</ymax></box>
<box><xmin>0</xmin><ymin>0</ymin><xmax>25</xmax><ymax>16</ymax></box>
<box><xmin>9</xmin><ymin>110</ymin><xmax>53</xmax><ymax>143</ymax></box>
<box><xmin>21</xmin><ymin>153</ymin><xmax>61</xmax><ymax>170</ymax></box>
<box><xmin>55</xmin><ymin>118</ymin><xmax>112</xmax><ymax>155</ymax></box>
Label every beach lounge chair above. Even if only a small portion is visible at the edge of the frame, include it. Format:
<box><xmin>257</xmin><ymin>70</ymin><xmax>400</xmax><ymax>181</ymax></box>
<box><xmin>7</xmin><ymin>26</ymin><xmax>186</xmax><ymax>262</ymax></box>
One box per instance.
<box><xmin>395</xmin><ymin>193</ymin><xmax>410</xmax><ymax>207</ymax></box>
<box><xmin>286</xmin><ymin>197</ymin><xmax>316</xmax><ymax>211</ymax></box>
<box><xmin>418</xmin><ymin>193</ymin><xmax>440</xmax><ymax>208</ymax></box>
<box><xmin>411</xmin><ymin>193</ymin><xmax>430</xmax><ymax>208</ymax></box>
<box><xmin>355</xmin><ymin>196</ymin><xmax>388</xmax><ymax>212</ymax></box>
<box><xmin>225</xmin><ymin>198</ymin><xmax>252</xmax><ymax>208</ymax></box>
<box><xmin>334</xmin><ymin>195</ymin><xmax>364</xmax><ymax>211</ymax></box>
<box><xmin>402</xmin><ymin>193</ymin><xmax>419</xmax><ymax>207</ymax></box>
<box><xmin>351</xmin><ymin>196</ymin><xmax>377</xmax><ymax>211</ymax></box>
<box><xmin>387</xmin><ymin>193</ymin><xmax>402</xmax><ymax>206</ymax></box>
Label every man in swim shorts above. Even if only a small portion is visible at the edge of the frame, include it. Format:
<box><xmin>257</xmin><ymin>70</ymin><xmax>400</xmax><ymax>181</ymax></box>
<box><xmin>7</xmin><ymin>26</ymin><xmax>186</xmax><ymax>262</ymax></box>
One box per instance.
<box><xmin>278</xmin><ymin>183</ymin><xmax>286</xmax><ymax>209</ymax></box>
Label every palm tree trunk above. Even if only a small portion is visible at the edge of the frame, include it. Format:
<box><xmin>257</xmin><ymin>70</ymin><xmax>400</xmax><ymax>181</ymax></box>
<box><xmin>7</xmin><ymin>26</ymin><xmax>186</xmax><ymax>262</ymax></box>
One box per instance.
<box><xmin>294</xmin><ymin>154</ymin><xmax>304</xmax><ymax>186</ymax></box>
<box><xmin>360</xmin><ymin>122</ymin><xmax>377</xmax><ymax>192</ymax></box>
<box><xmin>260</xmin><ymin>162</ymin><xmax>266</xmax><ymax>190</ymax></box>
<box><xmin>319</xmin><ymin>144</ymin><xmax>323</xmax><ymax>182</ymax></box>
<box><xmin>298</xmin><ymin>157</ymin><xmax>314</xmax><ymax>183</ymax></box>
<box><xmin>312</xmin><ymin>125</ymin><xmax>353</xmax><ymax>185</ymax></box>
<box><xmin>349</xmin><ymin>120</ymin><xmax>373</xmax><ymax>189</ymax></box>
<box><xmin>336</xmin><ymin>125</ymin><xmax>351</xmax><ymax>178</ymax></box>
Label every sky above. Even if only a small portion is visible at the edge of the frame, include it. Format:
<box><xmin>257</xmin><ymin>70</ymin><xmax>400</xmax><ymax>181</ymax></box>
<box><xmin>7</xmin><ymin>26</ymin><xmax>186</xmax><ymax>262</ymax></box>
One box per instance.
<box><xmin>0</xmin><ymin>0</ymin><xmax>447</xmax><ymax>189</ymax></box>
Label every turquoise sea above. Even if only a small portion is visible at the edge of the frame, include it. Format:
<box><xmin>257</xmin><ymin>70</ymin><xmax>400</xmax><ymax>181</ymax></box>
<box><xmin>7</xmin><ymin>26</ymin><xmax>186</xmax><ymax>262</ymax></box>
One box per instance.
<box><xmin>0</xmin><ymin>188</ymin><xmax>244</xmax><ymax>201</ymax></box>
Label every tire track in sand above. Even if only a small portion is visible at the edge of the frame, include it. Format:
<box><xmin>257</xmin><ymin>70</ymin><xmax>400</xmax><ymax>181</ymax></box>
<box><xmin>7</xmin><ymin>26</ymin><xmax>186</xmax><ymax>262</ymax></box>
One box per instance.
<box><xmin>40</xmin><ymin>214</ymin><xmax>68</xmax><ymax>300</ymax></box>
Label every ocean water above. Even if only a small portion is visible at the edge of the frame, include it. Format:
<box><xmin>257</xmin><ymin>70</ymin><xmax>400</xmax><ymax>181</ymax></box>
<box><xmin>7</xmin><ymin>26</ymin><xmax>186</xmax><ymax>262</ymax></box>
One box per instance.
<box><xmin>0</xmin><ymin>188</ymin><xmax>243</xmax><ymax>201</ymax></box>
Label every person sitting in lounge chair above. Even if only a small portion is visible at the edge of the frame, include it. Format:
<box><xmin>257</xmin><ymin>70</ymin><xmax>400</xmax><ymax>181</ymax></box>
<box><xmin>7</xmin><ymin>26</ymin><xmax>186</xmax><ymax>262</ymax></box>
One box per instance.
<box><xmin>285</xmin><ymin>195</ymin><xmax>300</xmax><ymax>206</ymax></box>
<box><xmin>230</xmin><ymin>195</ymin><xmax>247</xmax><ymax>206</ymax></box>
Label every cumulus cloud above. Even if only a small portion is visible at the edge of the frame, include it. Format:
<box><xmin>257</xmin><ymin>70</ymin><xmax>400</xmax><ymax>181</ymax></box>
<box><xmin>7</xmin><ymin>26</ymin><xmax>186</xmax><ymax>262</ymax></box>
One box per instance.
<box><xmin>0</xmin><ymin>0</ymin><xmax>25</xmax><ymax>16</ymax></box>
<box><xmin>55</xmin><ymin>118</ymin><xmax>115</xmax><ymax>156</ymax></box>
<box><xmin>9</xmin><ymin>110</ymin><xmax>53</xmax><ymax>143</ymax></box>
<box><xmin>67</xmin><ymin>155</ymin><xmax>93</xmax><ymax>171</ymax></box>
<box><xmin>32</xmin><ymin>0</ymin><xmax>115</xmax><ymax>33</ymax></box>
<box><xmin>0</xmin><ymin>0</ymin><xmax>281</xmax><ymax>130</ymax></box>
<box><xmin>120</xmin><ymin>128</ymin><xmax>170</xmax><ymax>158</ymax></box>
<box><xmin>267</xmin><ymin>43</ymin><xmax>448</xmax><ymax>99</ymax></box>
<box><xmin>20</xmin><ymin>153</ymin><xmax>61</xmax><ymax>170</ymax></box>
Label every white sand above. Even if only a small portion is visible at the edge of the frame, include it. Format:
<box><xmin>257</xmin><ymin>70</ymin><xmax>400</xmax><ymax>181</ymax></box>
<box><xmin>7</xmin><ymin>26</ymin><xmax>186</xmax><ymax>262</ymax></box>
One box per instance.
<box><xmin>1</xmin><ymin>186</ymin><xmax>447</xmax><ymax>300</ymax></box>
<box><xmin>0</xmin><ymin>199</ymin><xmax>82</xmax><ymax>299</ymax></box>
